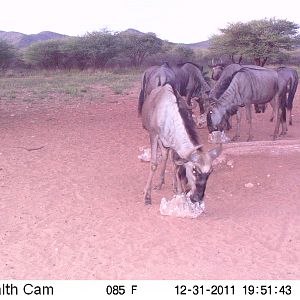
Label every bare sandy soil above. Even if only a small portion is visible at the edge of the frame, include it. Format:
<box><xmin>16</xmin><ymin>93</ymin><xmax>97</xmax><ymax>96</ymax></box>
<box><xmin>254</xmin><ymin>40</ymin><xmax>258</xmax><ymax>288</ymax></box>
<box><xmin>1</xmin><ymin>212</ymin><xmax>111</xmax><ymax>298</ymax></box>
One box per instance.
<box><xmin>0</xmin><ymin>82</ymin><xmax>299</xmax><ymax>280</ymax></box>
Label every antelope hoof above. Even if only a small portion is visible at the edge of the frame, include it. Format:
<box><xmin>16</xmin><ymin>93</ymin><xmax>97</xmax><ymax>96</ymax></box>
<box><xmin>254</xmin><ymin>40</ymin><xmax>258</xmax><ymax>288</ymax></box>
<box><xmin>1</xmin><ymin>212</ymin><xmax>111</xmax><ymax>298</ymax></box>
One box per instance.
<box><xmin>154</xmin><ymin>179</ymin><xmax>164</xmax><ymax>190</ymax></box>
<box><xmin>247</xmin><ymin>136</ymin><xmax>254</xmax><ymax>142</ymax></box>
<box><xmin>144</xmin><ymin>197</ymin><xmax>152</xmax><ymax>205</ymax></box>
<box><xmin>280</xmin><ymin>131</ymin><xmax>287</xmax><ymax>136</ymax></box>
<box><xmin>144</xmin><ymin>191</ymin><xmax>152</xmax><ymax>204</ymax></box>
<box><xmin>231</xmin><ymin>135</ymin><xmax>240</xmax><ymax>142</ymax></box>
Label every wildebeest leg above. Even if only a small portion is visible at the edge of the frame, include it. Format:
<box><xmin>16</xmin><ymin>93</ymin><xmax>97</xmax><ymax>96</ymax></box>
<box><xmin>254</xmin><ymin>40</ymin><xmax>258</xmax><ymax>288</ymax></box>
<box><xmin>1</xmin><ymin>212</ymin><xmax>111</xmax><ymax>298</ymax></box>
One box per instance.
<box><xmin>172</xmin><ymin>165</ymin><xmax>183</xmax><ymax>194</ymax></box>
<box><xmin>245</xmin><ymin>104</ymin><xmax>254</xmax><ymax>141</ymax></box>
<box><xmin>269</xmin><ymin>100</ymin><xmax>275</xmax><ymax>122</ymax></box>
<box><xmin>143</xmin><ymin>135</ymin><xmax>159</xmax><ymax>204</ymax></box>
<box><xmin>280</xmin><ymin>95</ymin><xmax>288</xmax><ymax>136</ymax></box>
<box><xmin>186</xmin><ymin>88</ymin><xmax>195</xmax><ymax>107</ymax></box>
<box><xmin>154</xmin><ymin>141</ymin><xmax>169</xmax><ymax>190</ymax></box>
<box><xmin>288</xmin><ymin>109</ymin><xmax>293</xmax><ymax>126</ymax></box>
<box><xmin>272</xmin><ymin>96</ymin><xmax>282</xmax><ymax>140</ymax></box>
<box><xmin>232</xmin><ymin>109</ymin><xmax>241</xmax><ymax>141</ymax></box>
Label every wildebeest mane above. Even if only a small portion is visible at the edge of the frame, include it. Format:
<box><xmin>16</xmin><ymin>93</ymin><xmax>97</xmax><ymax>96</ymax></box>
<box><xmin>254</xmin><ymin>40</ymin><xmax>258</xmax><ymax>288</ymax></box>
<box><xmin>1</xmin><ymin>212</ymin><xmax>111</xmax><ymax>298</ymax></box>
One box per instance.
<box><xmin>138</xmin><ymin>72</ymin><xmax>147</xmax><ymax>115</ymax></box>
<box><xmin>164</xmin><ymin>82</ymin><xmax>200</xmax><ymax>145</ymax></box>
<box><xmin>177</xmin><ymin>61</ymin><xmax>203</xmax><ymax>71</ymax></box>
<box><xmin>212</xmin><ymin>65</ymin><xmax>264</xmax><ymax>99</ymax></box>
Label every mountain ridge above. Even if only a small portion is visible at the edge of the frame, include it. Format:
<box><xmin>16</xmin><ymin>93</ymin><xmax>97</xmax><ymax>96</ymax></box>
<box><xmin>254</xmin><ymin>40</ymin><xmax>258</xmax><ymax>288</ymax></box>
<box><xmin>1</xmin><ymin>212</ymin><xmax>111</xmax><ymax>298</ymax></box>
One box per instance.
<box><xmin>0</xmin><ymin>29</ymin><xmax>209</xmax><ymax>49</ymax></box>
<box><xmin>0</xmin><ymin>30</ymin><xmax>69</xmax><ymax>48</ymax></box>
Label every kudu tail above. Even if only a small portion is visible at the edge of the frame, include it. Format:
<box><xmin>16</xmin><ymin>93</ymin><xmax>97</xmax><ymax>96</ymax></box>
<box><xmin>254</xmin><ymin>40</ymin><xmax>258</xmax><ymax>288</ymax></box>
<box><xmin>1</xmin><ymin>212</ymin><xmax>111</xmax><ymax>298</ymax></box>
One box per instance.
<box><xmin>138</xmin><ymin>73</ymin><xmax>147</xmax><ymax>116</ymax></box>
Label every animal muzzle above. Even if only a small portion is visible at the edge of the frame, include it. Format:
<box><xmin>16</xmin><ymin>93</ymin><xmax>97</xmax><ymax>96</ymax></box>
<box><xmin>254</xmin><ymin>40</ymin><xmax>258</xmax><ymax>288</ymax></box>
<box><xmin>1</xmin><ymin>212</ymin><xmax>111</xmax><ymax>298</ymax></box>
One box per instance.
<box><xmin>254</xmin><ymin>104</ymin><xmax>266</xmax><ymax>113</ymax></box>
<box><xmin>189</xmin><ymin>174</ymin><xmax>209</xmax><ymax>204</ymax></box>
<box><xmin>189</xmin><ymin>191</ymin><xmax>205</xmax><ymax>204</ymax></box>
<box><xmin>206</xmin><ymin>111</ymin><xmax>218</xmax><ymax>133</ymax></box>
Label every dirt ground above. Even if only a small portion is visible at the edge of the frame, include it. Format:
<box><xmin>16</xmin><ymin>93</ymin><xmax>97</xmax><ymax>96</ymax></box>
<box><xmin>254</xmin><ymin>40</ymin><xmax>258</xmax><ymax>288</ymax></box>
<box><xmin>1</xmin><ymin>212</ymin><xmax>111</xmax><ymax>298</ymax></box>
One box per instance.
<box><xmin>0</xmin><ymin>82</ymin><xmax>299</xmax><ymax>280</ymax></box>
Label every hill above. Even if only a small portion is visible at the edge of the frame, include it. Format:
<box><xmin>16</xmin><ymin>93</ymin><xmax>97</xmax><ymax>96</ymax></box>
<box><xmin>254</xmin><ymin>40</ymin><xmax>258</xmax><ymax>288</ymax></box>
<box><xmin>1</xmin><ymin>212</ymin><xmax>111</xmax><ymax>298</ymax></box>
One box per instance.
<box><xmin>186</xmin><ymin>40</ymin><xmax>210</xmax><ymax>49</ymax></box>
<box><xmin>121</xmin><ymin>28</ymin><xmax>210</xmax><ymax>49</ymax></box>
<box><xmin>0</xmin><ymin>31</ymin><xmax>69</xmax><ymax>48</ymax></box>
<box><xmin>0</xmin><ymin>28</ymin><xmax>209</xmax><ymax>49</ymax></box>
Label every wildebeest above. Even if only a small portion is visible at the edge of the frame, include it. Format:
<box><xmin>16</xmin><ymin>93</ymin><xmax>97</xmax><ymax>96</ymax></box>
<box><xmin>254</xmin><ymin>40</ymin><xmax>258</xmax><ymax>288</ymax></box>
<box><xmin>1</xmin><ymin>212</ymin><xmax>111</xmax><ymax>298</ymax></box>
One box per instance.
<box><xmin>250</xmin><ymin>67</ymin><xmax>298</xmax><ymax>126</ymax></box>
<box><xmin>176</xmin><ymin>62</ymin><xmax>211</xmax><ymax>107</ymax></box>
<box><xmin>138</xmin><ymin>63</ymin><xmax>177</xmax><ymax>115</ymax></box>
<box><xmin>209</xmin><ymin>63</ymin><xmax>261</xmax><ymax>138</ymax></box>
<box><xmin>140</xmin><ymin>83</ymin><xmax>221</xmax><ymax>205</ymax></box>
<box><xmin>138</xmin><ymin>62</ymin><xmax>210</xmax><ymax>116</ymax></box>
<box><xmin>207</xmin><ymin>67</ymin><xmax>287</xmax><ymax>141</ymax></box>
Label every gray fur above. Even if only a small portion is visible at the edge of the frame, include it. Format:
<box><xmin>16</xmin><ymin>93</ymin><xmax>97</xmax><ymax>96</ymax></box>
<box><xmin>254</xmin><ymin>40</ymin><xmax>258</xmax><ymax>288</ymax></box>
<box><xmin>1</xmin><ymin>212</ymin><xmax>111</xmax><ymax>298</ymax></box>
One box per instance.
<box><xmin>141</xmin><ymin>84</ymin><xmax>221</xmax><ymax>205</ymax></box>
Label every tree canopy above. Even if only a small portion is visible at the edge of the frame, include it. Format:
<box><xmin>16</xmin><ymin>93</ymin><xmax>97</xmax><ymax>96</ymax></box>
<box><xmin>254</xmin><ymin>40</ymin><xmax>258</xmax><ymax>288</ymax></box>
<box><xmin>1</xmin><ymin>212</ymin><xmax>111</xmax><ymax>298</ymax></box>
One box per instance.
<box><xmin>118</xmin><ymin>32</ymin><xmax>163</xmax><ymax>67</ymax></box>
<box><xmin>209</xmin><ymin>18</ymin><xmax>300</xmax><ymax>66</ymax></box>
<box><xmin>0</xmin><ymin>39</ymin><xmax>17</xmax><ymax>70</ymax></box>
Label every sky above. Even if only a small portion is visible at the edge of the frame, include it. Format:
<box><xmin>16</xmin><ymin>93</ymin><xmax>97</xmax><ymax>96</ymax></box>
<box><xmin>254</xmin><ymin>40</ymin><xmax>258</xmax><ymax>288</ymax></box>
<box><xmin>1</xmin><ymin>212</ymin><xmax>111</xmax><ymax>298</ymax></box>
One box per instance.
<box><xmin>1</xmin><ymin>0</ymin><xmax>299</xmax><ymax>44</ymax></box>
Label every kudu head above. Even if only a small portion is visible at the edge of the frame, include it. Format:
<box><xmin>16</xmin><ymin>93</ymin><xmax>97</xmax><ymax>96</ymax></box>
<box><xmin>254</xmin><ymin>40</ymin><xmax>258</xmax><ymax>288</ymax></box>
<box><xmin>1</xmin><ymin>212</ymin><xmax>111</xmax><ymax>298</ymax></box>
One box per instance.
<box><xmin>173</xmin><ymin>145</ymin><xmax>222</xmax><ymax>204</ymax></box>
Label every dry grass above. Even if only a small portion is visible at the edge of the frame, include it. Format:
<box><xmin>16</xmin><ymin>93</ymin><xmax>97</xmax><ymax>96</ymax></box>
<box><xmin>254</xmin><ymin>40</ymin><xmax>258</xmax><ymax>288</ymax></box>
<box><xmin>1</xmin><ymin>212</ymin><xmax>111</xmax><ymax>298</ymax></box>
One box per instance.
<box><xmin>0</xmin><ymin>69</ymin><xmax>141</xmax><ymax>103</ymax></box>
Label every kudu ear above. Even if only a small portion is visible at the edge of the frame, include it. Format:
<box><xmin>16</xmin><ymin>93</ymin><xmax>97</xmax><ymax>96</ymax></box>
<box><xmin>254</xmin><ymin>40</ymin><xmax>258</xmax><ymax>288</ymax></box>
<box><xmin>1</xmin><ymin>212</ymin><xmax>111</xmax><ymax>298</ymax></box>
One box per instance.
<box><xmin>208</xmin><ymin>144</ymin><xmax>222</xmax><ymax>161</ymax></box>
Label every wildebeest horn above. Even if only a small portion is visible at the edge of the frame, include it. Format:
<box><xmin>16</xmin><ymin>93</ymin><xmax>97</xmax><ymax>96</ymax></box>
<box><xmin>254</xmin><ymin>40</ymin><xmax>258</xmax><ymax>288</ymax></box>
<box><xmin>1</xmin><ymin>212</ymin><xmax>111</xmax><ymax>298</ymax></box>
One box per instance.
<box><xmin>186</xmin><ymin>97</ymin><xmax>198</xmax><ymax>110</ymax></box>
<box><xmin>184</xmin><ymin>145</ymin><xmax>203</xmax><ymax>161</ymax></box>
<box><xmin>208</xmin><ymin>143</ymin><xmax>222</xmax><ymax>160</ymax></box>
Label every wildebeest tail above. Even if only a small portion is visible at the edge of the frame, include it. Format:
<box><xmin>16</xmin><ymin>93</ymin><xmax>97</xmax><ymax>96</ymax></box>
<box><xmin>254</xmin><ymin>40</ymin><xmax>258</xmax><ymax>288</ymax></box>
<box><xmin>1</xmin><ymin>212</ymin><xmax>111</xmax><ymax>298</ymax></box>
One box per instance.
<box><xmin>138</xmin><ymin>73</ymin><xmax>147</xmax><ymax>116</ymax></box>
<box><xmin>286</xmin><ymin>74</ymin><xmax>298</xmax><ymax>110</ymax></box>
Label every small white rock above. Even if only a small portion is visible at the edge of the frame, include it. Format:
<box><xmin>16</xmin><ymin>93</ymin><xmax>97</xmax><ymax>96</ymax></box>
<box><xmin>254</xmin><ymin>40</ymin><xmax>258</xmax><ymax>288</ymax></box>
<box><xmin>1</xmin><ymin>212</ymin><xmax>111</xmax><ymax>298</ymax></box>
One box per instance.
<box><xmin>245</xmin><ymin>182</ymin><xmax>254</xmax><ymax>188</ymax></box>
<box><xmin>226</xmin><ymin>159</ymin><xmax>235</xmax><ymax>167</ymax></box>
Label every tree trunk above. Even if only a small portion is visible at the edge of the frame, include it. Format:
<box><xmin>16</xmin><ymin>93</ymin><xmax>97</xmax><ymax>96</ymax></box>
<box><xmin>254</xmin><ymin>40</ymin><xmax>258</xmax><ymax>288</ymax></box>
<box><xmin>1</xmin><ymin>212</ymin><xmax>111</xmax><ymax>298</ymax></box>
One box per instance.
<box><xmin>261</xmin><ymin>57</ymin><xmax>268</xmax><ymax>66</ymax></box>
<box><xmin>254</xmin><ymin>58</ymin><xmax>261</xmax><ymax>66</ymax></box>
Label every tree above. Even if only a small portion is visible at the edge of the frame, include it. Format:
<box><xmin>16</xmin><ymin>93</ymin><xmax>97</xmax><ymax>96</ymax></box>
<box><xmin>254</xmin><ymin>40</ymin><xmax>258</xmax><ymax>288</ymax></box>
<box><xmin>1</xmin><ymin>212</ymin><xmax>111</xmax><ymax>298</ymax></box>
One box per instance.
<box><xmin>83</xmin><ymin>30</ymin><xmax>120</xmax><ymax>68</ymax></box>
<box><xmin>119</xmin><ymin>32</ymin><xmax>163</xmax><ymax>66</ymax></box>
<box><xmin>24</xmin><ymin>39</ymin><xmax>66</xmax><ymax>69</ymax></box>
<box><xmin>0</xmin><ymin>40</ymin><xmax>17</xmax><ymax>70</ymax></box>
<box><xmin>60</xmin><ymin>37</ymin><xmax>90</xmax><ymax>70</ymax></box>
<box><xmin>209</xmin><ymin>18</ymin><xmax>300</xmax><ymax>66</ymax></box>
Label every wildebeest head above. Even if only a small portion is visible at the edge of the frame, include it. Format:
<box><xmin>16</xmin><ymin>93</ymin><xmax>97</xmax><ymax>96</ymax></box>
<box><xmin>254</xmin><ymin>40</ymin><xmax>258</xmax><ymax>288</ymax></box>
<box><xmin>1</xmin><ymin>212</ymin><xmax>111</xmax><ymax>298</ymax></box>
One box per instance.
<box><xmin>254</xmin><ymin>103</ymin><xmax>267</xmax><ymax>113</ymax></box>
<box><xmin>211</xmin><ymin>65</ymin><xmax>225</xmax><ymax>81</ymax></box>
<box><xmin>206</xmin><ymin>105</ymin><xmax>237</xmax><ymax>133</ymax></box>
<box><xmin>173</xmin><ymin>145</ymin><xmax>222</xmax><ymax>204</ymax></box>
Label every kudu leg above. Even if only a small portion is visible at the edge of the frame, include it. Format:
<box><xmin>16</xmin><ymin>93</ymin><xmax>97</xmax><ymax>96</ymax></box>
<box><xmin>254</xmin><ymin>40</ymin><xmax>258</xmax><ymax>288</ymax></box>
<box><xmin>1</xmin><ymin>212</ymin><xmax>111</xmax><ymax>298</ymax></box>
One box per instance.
<box><xmin>143</xmin><ymin>135</ymin><xmax>159</xmax><ymax>205</ymax></box>
<box><xmin>154</xmin><ymin>141</ymin><xmax>169</xmax><ymax>190</ymax></box>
